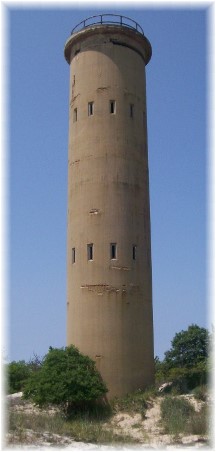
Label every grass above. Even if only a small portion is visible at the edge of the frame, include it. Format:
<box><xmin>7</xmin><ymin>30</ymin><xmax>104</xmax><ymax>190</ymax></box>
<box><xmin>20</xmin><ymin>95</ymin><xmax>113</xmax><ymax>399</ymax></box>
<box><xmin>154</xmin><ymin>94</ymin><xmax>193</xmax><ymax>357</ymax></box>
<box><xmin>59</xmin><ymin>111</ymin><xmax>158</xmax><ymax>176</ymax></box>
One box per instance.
<box><xmin>160</xmin><ymin>396</ymin><xmax>209</xmax><ymax>437</ymax></box>
<box><xmin>186</xmin><ymin>405</ymin><xmax>209</xmax><ymax>436</ymax></box>
<box><xmin>7</xmin><ymin>388</ymin><xmax>157</xmax><ymax>446</ymax></box>
<box><xmin>161</xmin><ymin>397</ymin><xmax>193</xmax><ymax>436</ymax></box>
<box><xmin>111</xmin><ymin>387</ymin><xmax>157</xmax><ymax>419</ymax></box>
<box><xmin>7</xmin><ymin>411</ymin><xmax>136</xmax><ymax>445</ymax></box>
<box><xmin>132</xmin><ymin>423</ymin><xmax>142</xmax><ymax>429</ymax></box>
<box><xmin>7</xmin><ymin>387</ymin><xmax>210</xmax><ymax>446</ymax></box>
<box><xmin>192</xmin><ymin>385</ymin><xmax>208</xmax><ymax>401</ymax></box>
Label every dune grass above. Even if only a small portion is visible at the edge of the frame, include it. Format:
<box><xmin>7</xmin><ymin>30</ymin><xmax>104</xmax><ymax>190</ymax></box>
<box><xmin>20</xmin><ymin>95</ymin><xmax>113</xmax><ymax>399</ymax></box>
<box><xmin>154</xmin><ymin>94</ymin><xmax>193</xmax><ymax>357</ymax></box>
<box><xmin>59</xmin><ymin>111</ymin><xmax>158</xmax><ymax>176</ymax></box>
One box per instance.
<box><xmin>7</xmin><ymin>410</ymin><xmax>136</xmax><ymax>445</ymax></box>
<box><xmin>160</xmin><ymin>396</ymin><xmax>208</xmax><ymax>437</ymax></box>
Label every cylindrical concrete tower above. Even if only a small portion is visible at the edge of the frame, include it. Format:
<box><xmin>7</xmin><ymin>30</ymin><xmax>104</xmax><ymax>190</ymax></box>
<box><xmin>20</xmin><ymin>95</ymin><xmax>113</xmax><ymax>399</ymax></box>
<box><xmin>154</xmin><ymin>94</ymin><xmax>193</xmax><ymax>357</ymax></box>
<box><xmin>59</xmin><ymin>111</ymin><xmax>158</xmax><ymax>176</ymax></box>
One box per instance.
<box><xmin>64</xmin><ymin>14</ymin><xmax>154</xmax><ymax>398</ymax></box>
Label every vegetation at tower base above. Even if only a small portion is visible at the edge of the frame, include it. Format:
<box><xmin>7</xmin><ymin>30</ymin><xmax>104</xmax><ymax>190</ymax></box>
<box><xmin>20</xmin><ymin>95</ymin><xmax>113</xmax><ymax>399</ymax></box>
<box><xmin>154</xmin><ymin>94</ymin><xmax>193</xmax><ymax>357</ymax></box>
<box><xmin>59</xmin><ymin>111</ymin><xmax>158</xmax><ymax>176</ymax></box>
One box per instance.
<box><xmin>155</xmin><ymin>324</ymin><xmax>211</xmax><ymax>393</ymax></box>
<box><xmin>6</xmin><ymin>325</ymin><xmax>211</xmax><ymax>447</ymax></box>
<box><xmin>23</xmin><ymin>346</ymin><xmax>108</xmax><ymax>414</ymax></box>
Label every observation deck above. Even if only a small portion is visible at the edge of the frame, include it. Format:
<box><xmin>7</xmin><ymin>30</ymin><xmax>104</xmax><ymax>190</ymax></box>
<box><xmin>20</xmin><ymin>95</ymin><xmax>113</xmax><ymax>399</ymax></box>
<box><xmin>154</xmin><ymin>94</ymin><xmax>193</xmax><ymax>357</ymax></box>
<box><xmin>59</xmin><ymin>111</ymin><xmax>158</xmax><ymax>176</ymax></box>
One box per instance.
<box><xmin>70</xmin><ymin>14</ymin><xmax>144</xmax><ymax>35</ymax></box>
<box><xmin>64</xmin><ymin>14</ymin><xmax>152</xmax><ymax>65</ymax></box>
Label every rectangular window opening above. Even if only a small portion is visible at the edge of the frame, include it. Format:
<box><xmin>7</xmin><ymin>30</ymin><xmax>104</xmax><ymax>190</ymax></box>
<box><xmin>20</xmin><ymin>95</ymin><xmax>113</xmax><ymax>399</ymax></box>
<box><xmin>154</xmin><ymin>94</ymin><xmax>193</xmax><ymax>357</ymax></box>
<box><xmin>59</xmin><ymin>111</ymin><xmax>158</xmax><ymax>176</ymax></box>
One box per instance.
<box><xmin>133</xmin><ymin>245</ymin><xmax>137</xmax><ymax>261</ymax></box>
<box><xmin>73</xmin><ymin>108</ymin><xmax>77</xmax><ymax>122</ymax></box>
<box><xmin>130</xmin><ymin>104</ymin><xmax>134</xmax><ymax>118</ymax></box>
<box><xmin>87</xmin><ymin>243</ymin><xmax>93</xmax><ymax>260</ymax></box>
<box><xmin>88</xmin><ymin>102</ymin><xmax>94</xmax><ymax>116</ymax></box>
<box><xmin>72</xmin><ymin>247</ymin><xmax>75</xmax><ymax>264</ymax></box>
<box><xmin>110</xmin><ymin>100</ymin><xmax>116</xmax><ymax>114</ymax></box>
<box><xmin>110</xmin><ymin>243</ymin><xmax>117</xmax><ymax>260</ymax></box>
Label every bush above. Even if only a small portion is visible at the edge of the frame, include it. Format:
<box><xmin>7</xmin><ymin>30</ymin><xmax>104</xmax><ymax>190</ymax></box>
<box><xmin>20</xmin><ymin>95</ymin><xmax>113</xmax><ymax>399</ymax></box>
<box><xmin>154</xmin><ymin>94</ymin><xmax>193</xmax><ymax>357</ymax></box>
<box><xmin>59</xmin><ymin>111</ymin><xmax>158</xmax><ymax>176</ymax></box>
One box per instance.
<box><xmin>7</xmin><ymin>361</ymin><xmax>31</xmax><ymax>394</ymax></box>
<box><xmin>23</xmin><ymin>345</ymin><xmax>108</xmax><ymax>414</ymax></box>
<box><xmin>156</xmin><ymin>364</ymin><xmax>208</xmax><ymax>395</ymax></box>
<box><xmin>6</xmin><ymin>354</ymin><xmax>43</xmax><ymax>395</ymax></box>
<box><xmin>28</xmin><ymin>353</ymin><xmax>42</xmax><ymax>373</ymax></box>
<box><xmin>155</xmin><ymin>325</ymin><xmax>211</xmax><ymax>392</ymax></box>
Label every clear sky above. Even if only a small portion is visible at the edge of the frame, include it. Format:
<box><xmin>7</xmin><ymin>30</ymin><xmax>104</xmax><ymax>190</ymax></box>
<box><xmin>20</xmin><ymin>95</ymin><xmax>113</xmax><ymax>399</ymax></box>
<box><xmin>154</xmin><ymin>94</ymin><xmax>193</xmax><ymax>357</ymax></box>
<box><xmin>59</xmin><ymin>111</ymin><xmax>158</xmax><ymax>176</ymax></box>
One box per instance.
<box><xmin>4</xmin><ymin>2</ymin><xmax>210</xmax><ymax>363</ymax></box>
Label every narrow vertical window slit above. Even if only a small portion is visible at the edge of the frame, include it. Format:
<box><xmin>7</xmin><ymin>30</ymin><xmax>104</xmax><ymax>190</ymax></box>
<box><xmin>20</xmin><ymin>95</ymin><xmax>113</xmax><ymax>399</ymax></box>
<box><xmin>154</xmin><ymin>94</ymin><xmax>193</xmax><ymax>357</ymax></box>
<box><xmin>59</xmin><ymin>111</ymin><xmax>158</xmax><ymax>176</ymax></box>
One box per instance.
<box><xmin>72</xmin><ymin>247</ymin><xmax>75</xmax><ymax>264</ymax></box>
<box><xmin>87</xmin><ymin>243</ymin><xmax>93</xmax><ymax>260</ymax></box>
<box><xmin>73</xmin><ymin>108</ymin><xmax>77</xmax><ymax>122</ymax></box>
<box><xmin>88</xmin><ymin>102</ymin><xmax>94</xmax><ymax>116</ymax></box>
<box><xmin>110</xmin><ymin>243</ymin><xmax>117</xmax><ymax>259</ymax></box>
<box><xmin>133</xmin><ymin>245</ymin><xmax>137</xmax><ymax>261</ymax></box>
<box><xmin>110</xmin><ymin>100</ymin><xmax>116</xmax><ymax>114</ymax></box>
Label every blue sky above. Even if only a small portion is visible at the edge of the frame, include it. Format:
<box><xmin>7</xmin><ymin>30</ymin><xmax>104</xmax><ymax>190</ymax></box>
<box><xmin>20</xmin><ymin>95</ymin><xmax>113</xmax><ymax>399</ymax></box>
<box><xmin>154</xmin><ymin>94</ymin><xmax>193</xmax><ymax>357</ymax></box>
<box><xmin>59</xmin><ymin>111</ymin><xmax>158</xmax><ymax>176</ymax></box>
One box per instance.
<box><xmin>5</xmin><ymin>4</ymin><xmax>209</xmax><ymax>363</ymax></box>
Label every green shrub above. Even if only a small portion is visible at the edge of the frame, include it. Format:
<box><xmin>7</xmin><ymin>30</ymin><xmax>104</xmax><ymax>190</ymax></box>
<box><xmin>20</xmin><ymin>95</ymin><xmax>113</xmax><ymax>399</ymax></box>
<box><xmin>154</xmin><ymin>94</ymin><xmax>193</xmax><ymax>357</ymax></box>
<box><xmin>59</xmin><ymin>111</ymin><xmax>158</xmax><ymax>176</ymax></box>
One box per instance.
<box><xmin>155</xmin><ymin>356</ymin><xmax>170</xmax><ymax>385</ymax></box>
<box><xmin>168</xmin><ymin>368</ymin><xmax>189</xmax><ymax>394</ymax></box>
<box><xmin>23</xmin><ymin>345</ymin><xmax>108</xmax><ymax>415</ymax></box>
<box><xmin>160</xmin><ymin>396</ymin><xmax>194</xmax><ymax>435</ymax></box>
<box><xmin>157</xmin><ymin>365</ymin><xmax>208</xmax><ymax>395</ymax></box>
<box><xmin>7</xmin><ymin>361</ymin><xmax>31</xmax><ymax>394</ymax></box>
<box><xmin>6</xmin><ymin>354</ymin><xmax>43</xmax><ymax>395</ymax></box>
<box><xmin>155</xmin><ymin>325</ymin><xmax>211</xmax><ymax>392</ymax></box>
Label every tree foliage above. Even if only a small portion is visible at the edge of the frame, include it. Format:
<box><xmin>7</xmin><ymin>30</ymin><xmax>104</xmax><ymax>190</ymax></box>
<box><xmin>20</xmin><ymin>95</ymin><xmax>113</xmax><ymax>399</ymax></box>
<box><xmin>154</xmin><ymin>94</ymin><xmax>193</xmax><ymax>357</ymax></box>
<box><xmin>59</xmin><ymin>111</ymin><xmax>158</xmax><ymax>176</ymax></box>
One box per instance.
<box><xmin>155</xmin><ymin>324</ymin><xmax>210</xmax><ymax>391</ymax></box>
<box><xmin>7</xmin><ymin>354</ymin><xmax>43</xmax><ymax>394</ymax></box>
<box><xmin>28</xmin><ymin>353</ymin><xmax>42</xmax><ymax>373</ymax></box>
<box><xmin>164</xmin><ymin>324</ymin><xmax>209</xmax><ymax>369</ymax></box>
<box><xmin>7</xmin><ymin>360</ymin><xmax>31</xmax><ymax>394</ymax></box>
<box><xmin>23</xmin><ymin>345</ymin><xmax>108</xmax><ymax>412</ymax></box>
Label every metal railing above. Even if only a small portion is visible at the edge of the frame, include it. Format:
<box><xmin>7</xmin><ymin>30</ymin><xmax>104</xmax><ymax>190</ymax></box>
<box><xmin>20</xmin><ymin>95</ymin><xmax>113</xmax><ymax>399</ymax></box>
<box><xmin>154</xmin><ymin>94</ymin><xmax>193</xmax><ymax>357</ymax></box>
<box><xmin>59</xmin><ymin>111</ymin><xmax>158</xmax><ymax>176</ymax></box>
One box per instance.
<box><xmin>71</xmin><ymin>14</ymin><xmax>144</xmax><ymax>35</ymax></box>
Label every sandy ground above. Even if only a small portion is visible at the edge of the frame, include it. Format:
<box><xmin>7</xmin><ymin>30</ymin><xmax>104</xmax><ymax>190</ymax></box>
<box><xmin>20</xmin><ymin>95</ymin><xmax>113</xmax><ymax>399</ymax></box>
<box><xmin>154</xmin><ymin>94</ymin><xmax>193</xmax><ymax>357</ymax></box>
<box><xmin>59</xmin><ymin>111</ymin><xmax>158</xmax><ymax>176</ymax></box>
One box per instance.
<box><xmin>106</xmin><ymin>396</ymin><xmax>210</xmax><ymax>449</ymax></box>
<box><xmin>5</xmin><ymin>392</ymin><xmax>211</xmax><ymax>450</ymax></box>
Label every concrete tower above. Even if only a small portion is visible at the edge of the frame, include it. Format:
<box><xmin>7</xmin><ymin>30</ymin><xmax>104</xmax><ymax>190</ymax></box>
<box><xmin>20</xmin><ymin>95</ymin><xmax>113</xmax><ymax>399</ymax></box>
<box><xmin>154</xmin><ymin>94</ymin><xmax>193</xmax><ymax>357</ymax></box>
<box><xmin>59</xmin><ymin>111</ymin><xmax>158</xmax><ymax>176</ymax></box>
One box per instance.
<box><xmin>64</xmin><ymin>14</ymin><xmax>154</xmax><ymax>398</ymax></box>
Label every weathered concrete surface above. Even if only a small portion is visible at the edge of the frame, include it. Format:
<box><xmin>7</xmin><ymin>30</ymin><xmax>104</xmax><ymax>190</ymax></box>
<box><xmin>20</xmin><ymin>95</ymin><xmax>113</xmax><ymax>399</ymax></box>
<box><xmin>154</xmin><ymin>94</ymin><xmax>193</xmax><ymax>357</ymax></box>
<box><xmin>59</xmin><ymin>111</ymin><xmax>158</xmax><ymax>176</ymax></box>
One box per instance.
<box><xmin>64</xmin><ymin>24</ymin><xmax>154</xmax><ymax>398</ymax></box>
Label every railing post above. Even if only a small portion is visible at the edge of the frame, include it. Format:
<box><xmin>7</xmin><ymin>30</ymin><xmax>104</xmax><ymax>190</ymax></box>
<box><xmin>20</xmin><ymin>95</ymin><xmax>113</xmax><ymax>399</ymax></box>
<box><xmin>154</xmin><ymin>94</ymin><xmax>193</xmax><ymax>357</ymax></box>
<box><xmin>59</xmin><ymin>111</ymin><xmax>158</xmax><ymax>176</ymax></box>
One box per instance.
<box><xmin>120</xmin><ymin>15</ymin><xmax>122</xmax><ymax>25</ymax></box>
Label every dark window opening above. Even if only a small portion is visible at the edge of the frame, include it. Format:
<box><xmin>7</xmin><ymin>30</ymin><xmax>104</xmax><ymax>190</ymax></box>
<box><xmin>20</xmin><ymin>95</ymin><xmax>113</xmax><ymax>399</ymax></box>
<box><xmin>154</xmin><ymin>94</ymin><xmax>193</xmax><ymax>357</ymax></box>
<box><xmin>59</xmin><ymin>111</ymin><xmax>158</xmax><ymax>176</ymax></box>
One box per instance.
<box><xmin>110</xmin><ymin>243</ymin><xmax>117</xmax><ymax>259</ymax></box>
<box><xmin>73</xmin><ymin>108</ymin><xmax>77</xmax><ymax>122</ymax></box>
<box><xmin>87</xmin><ymin>243</ymin><xmax>93</xmax><ymax>260</ymax></box>
<box><xmin>110</xmin><ymin>100</ymin><xmax>116</xmax><ymax>114</ymax></box>
<box><xmin>133</xmin><ymin>245</ymin><xmax>137</xmax><ymax>261</ymax></box>
<box><xmin>130</xmin><ymin>104</ymin><xmax>134</xmax><ymax>118</ymax></box>
<box><xmin>88</xmin><ymin>102</ymin><xmax>94</xmax><ymax>116</ymax></box>
<box><xmin>72</xmin><ymin>247</ymin><xmax>75</xmax><ymax>264</ymax></box>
